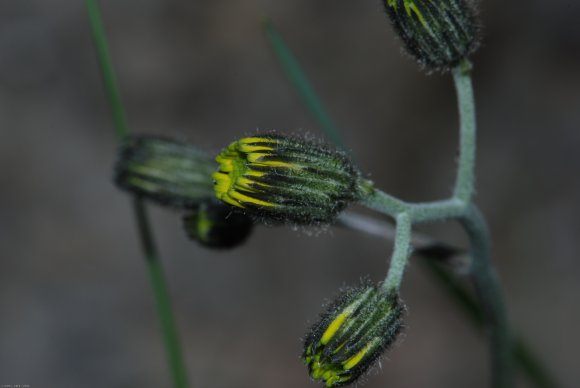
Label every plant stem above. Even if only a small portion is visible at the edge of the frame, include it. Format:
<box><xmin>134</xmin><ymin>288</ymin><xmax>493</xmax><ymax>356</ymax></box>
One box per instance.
<box><xmin>360</xmin><ymin>184</ymin><xmax>466</xmax><ymax>224</ymax></box>
<box><xmin>513</xmin><ymin>338</ymin><xmax>559</xmax><ymax>388</ymax></box>
<box><xmin>133</xmin><ymin>199</ymin><xmax>190</xmax><ymax>388</ymax></box>
<box><xmin>358</xmin><ymin>180</ymin><xmax>408</xmax><ymax>217</ymax></box>
<box><xmin>336</xmin><ymin>212</ymin><xmax>469</xmax><ymax>270</ymax></box>
<box><xmin>382</xmin><ymin>212</ymin><xmax>412</xmax><ymax>293</ymax></box>
<box><xmin>336</xmin><ymin>212</ymin><xmax>440</xmax><ymax>248</ymax></box>
<box><xmin>340</xmin><ymin>211</ymin><xmax>558</xmax><ymax>388</ymax></box>
<box><xmin>87</xmin><ymin>1</ymin><xmax>189</xmax><ymax>387</ymax></box>
<box><xmin>460</xmin><ymin>205</ymin><xmax>513</xmax><ymax>388</ymax></box>
<box><xmin>452</xmin><ymin>61</ymin><xmax>476</xmax><ymax>202</ymax></box>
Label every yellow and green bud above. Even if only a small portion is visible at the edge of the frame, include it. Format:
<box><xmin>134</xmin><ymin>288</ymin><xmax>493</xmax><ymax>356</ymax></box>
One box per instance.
<box><xmin>383</xmin><ymin>0</ymin><xmax>479</xmax><ymax>71</ymax></box>
<box><xmin>212</xmin><ymin>134</ymin><xmax>361</xmax><ymax>224</ymax></box>
<box><xmin>114</xmin><ymin>135</ymin><xmax>215</xmax><ymax>208</ymax></box>
<box><xmin>183</xmin><ymin>201</ymin><xmax>254</xmax><ymax>249</ymax></box>
<box><xmin>303</xmin><ymin>285</ymin><xmax>404</xmax><ymax>387</ymax></box>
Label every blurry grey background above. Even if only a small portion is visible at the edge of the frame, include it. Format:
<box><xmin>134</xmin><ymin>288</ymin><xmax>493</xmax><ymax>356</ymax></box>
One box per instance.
<box><xmin>1</xmin><ymin>0</ymin><xmax>579</xmax><ymax>387</ymax></box>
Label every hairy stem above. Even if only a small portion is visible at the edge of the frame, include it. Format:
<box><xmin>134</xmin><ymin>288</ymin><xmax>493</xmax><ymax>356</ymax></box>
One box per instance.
<box><xmin>87</xmin><ymin>1</ymin><xmax>189</xmax><ymax>387</ymax></box>
<box><xmin>358</xmin><ymin>180</ymin><xmax>408</xmax><ymax>217</ymax></box>
<box><xmin>382</xmin><ymin>212</ymin><xmax>412</xmax><ymax>292</ymax></box>
<box><xmin>339</xmin><ymin>212</ymin><xmax>557</xmax><ymax>388</ymax></box>
<box><xmin>452</xmin><ymin>61</ymin><xmax>476</xmax><ymax>202</ymax></box>
<box><xmin>336</xmin><ymin>212</ymin><xmax>469</xmax><ymax>270</ymax></box>
<box><xmin>460</xmin><ymin>205</ymin><xmax>513</xmax><ymax>388</ymax></box>
<box><xmin>360</xmin><ymin>184</ymin><xmax>466</xmax><ymax>224</ymax></box>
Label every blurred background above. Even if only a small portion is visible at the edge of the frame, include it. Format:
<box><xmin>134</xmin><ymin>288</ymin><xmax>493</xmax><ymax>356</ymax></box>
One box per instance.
<box><xmin>1</xmin><ymin>0</ymin><xmax>579</xmax><ymax>387</ymax></box>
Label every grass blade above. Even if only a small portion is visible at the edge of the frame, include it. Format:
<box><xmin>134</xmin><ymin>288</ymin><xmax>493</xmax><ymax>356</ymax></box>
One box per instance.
<box><xmin>262</xmin><ymin>18</ymin><xmax>348</xmax><ymax>152</ymax></box>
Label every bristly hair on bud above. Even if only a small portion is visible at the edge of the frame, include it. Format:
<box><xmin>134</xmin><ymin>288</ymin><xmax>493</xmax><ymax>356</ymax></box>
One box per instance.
<box><xmin>114</xmin><ymin>135</ymin><xmax>216</xmax><ymax>209</ymax></box>
<box><xmin>212</xmin><ymin>133</ymin><xmax>362</xmax><ymax>225</ymax></box>
<box><xmin>303</xmin><ymin>284</ymin><xmax>404</xmax><ymax>387</ymax></box>
<box><xmin>183</xmin><ymin>201</ymin><xmax>254</xmax><ymax>249</ymax></box>
<box><xmin>383</xmin><ymin>0</ymin><xmax>480</xmax><ymax>71</ymax></box>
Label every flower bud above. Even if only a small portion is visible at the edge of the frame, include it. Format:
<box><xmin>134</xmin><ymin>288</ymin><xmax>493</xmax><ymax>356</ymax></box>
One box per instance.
<box><xmin>115</xmin><ymin>135</ymin><xmax>215</xmax><ymax>208</ymax></box>
<box><xmin>212</xmin><ymin>134</ymin><xmax>361</xmax><ymax>225</ymax></box>
<box><xmin>183</xmin><ymin>201</ymin><xmax>254</xmax><ymax>249</ymax></box>
<box><xmin>383</xmin><ymin>0</ymin><xmax>480</xmax><ymax>71</ymax></box>
<box><xmin>303</xmin><ymin>285</ymin><xmax>404</xmax><ymax>387</ymax></box>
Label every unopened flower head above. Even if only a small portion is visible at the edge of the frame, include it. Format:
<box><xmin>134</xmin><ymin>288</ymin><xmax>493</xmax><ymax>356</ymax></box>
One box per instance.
<box><xmin>212</xmin><ymin>134</ymin><xmax>361</xmax><ymax>224</ymax></box>
<box><xmin>383</xmin><ymin>0</ymin><xmax>480</xmax><ymax>71</ymax></box>
<box><xmin>183</xmin><ymin>201</ymin><xmax>254</xmax><ymax>249</ymax></box>
<box><xmin>303</xmin><ymin>285</ymin><xmax>404</xmax><ymax>387</ymax></box>
<box><xmin>115</xmin><ymin>135</ymin><xmax>215</xmax><ymax>209</ymax></box>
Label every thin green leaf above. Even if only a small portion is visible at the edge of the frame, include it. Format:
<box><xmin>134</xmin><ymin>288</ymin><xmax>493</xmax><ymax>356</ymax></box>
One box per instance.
<box><xmin>262</xmin><ymin>18</ymin><xmax>348</xmax><ymax>152</ymax></box>
<box><xmin>86</xmin><ymin>0</ymin><xmax>129</xmax><ymax>141</ymax></box>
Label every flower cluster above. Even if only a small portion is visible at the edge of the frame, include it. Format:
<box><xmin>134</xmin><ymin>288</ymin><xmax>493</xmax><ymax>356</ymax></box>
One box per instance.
<box><xmin>114</xmin><ymin>135</ymin><xmax>215</xmax><ymax>208</ymax></box>
<box><xmin>114</xmin><ymin>133</ymin><xmax>407</xmax><ymax>385</ymax></box>
<box><xmin>109</xmin><ymin>0</ymin><xmax>489</xmax><ymax>385</ymax></box>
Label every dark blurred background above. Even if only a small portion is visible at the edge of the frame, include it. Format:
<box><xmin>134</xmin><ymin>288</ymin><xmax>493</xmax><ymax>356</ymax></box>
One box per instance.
<box><xmin>1</xmin><ymin>1</ymin><xmax>579</xmax><ymax>387</ymax></box>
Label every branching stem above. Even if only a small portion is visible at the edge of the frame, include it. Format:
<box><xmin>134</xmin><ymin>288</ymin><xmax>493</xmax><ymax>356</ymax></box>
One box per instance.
<box><xmin>360</xmin><ymin>61</ymin><xmax>513</xmax><ymax>387</ymax></box>
<box><xmin>264</xmin><ymin>20</ymin><xmax>556</xmax><ymax>387</ymax></box>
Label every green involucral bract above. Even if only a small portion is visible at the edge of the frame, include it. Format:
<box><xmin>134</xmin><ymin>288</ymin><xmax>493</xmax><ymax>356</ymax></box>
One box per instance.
<box><xmin>114</xmin><ymin>135</ymin><xmax>216</xmax><ymax>209</ymax></box>
<box><xmin>212</xmin><ymin>134</ymin><xmax>361</xmax><ymax>224</ymax></box>
<box><xmin>384</xmin><ymin>0</ymin><xmax>479</xmax><ymax>71</ymax></box>
<box><xmin>183</xmin><ymin>201</ymin><xmax>254</xmax><ymax>249</ymax></box>
<box><xmin>303</xmin><ymin>285</ymin><xmax>404</xmax><ymax>387</ymax></box>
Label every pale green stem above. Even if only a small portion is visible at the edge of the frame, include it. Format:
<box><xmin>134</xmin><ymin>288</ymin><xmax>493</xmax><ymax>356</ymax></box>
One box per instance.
<box><xmin>358</xmin><ymin>179</ymin><xmax>408</xmax><ymax>216</ymax></box>
<box><xmin>359</xmin><ymin>63</ymin><xmax>513</xmax><ymax>387</ymax></box>
<box><xmin>338</xmin><ymin>211</ymin><xmax>557</xmax><ymax>388</ymax></box>
<box><xmin>361</xmin><ymin>193</ymin><xmax>514</xmax><ymax>388</ymax></box>
<box><xmin>336</xmin><ymin>211</ymin><xmax>436</xmax><ymax>247</ymax></box>
<box><xmin>460</xmin><ymin>205</ymin><xmax>513</xmax><ymax>388</ymax></box>
<box><xmin>87</xmin><ymin>1</ymin><xmax>189</xmax><ymax>387</ymax></box>
<box><xmin>336</xmin><ymin>212</ymin><xmax>469</xmax><ymax>269</ymax></box>
<box><xmin>359</xmin><ymin>182</ymin><xmax>465</xmax><ymax>223</ymax></box>
<box><xmin>452</xmin><ymin>61</ymin><xmax>476</xmax><ymax>202</ymax></box>
<box><xmin>381</xmin><ymin>212</ymin><xmax>412</xmax><ymax>293</ymax></box>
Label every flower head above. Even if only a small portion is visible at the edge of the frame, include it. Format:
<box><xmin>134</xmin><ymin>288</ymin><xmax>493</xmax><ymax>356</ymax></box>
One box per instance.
<box><xmin>303</xmin><ymin>285</ymin><xmax>404</xmax><ymax>387</ymax></box>
<box><xmin>384</xmin><ymin>0</ymin><xmax>480</xmax><ymax>71</ymax></box>
<box><xmin>183</xmin><ymin>201</ymin><xmax>254</xmax><ymax>249</ymax></box>
<box><xmin>212</xmin><ymin>134</ymin><xmax>361</xmax><ymax>224</ymax></box>
<box><xmin>115</xmin><ymin>135</ymin><xmax>215</xmax><ymax>208</ymax></box>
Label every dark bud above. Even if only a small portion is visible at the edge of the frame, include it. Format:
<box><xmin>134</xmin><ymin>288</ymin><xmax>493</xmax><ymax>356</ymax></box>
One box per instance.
<box><xmin>384</xmin><ymin>0</ymin><xmax>480</xmax><ymax>71</ymax></box>
<box><xmin>183</xmin><ymin>201</ymin><xmax>254</xmax><ymax>249</ymax></box>
<box><xmin>303</xmin><ymin>285</ymin><xmax>404</xmax><ymax>387</ymax></box>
